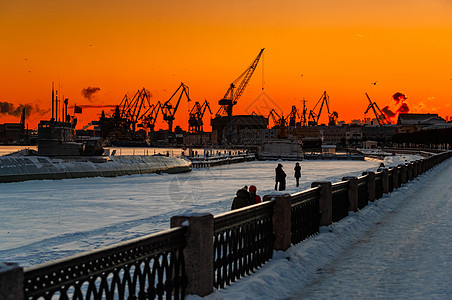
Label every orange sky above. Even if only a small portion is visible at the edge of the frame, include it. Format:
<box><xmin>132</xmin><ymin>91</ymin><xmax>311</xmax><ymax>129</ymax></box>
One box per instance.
<box><xmin>1</xmin><ymin>0</ymin><xmax>452</xmax><ymax>130</ymax></box>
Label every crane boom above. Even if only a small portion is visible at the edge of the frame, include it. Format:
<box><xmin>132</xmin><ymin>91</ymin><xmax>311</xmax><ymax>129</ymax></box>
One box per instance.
<box><xmin>365</xmin><ymin>93</ymin><xmax>390</xmax><ymax>126</ymax></box>
<box><xmin>161</xmin><ymin>82</ymin><xmax>191</xmax><ymax>133</ymax></box>
<box><xmin>216</xmin><ymin>48</ymin><xmax>265</xmax><ymax>117</ymax></box>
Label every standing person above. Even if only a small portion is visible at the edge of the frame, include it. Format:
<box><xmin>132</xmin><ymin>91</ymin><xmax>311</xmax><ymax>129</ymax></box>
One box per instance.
<box><xmin>275</xmin><ymin>163</ymin><xmax>286</xmax><ymax>191</ymax></box>
<box><xmin>294</xmin><ymin>162</ymin><xmax>301</xmax><ymax>187</ymax></box>
<box><xmin>249</xmin><ymin>185</ymin><xmax>262</xmax><ymax>204</ymax></box>
<box><xmin>231</xmin><ymin>186</ymin><xmax>251</xmax><ymax>210</ymax></box>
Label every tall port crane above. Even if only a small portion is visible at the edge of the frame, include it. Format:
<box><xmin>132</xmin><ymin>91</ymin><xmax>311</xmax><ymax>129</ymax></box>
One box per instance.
<box><xmin>364</xmin><ymin>93</ymin><xmax>391</xmax><ymax>126</ymax></box>
<box><xmin>188</xmin><ymin>100</ymin><xmax>212</xmax><ymax>133</ymax></box>
<box><xmin>161</xmin><ymin>82</ymin><xmax>191</xmax><ymax>133</ymax></box>
<box><xmin>116</xmin><ymin>88</ymin><xmax>154</xmax><ymax>132</ymax></box>
<box><xmin>268</xmin><ymin>109</ymin><xmax>288</xmax><ymax>138</ymax></box>
<box><xmin>141</xmin><ymin>101</ymin><xmax>161</xmax><ymax>132</ymax></box>
<box><xmin>308</xmin><ymin>91</ymin><xmax>338</xmax><ymax>126</ymax></box>
<box><xmin>288</xmin><ymin>105</ymin><xmax>300</xmax><ymax>127</ymax></box>
<box><xmin>216</xmin><ymin>48</ymin><xmax>265</xmax><ymax>117</ymax></box>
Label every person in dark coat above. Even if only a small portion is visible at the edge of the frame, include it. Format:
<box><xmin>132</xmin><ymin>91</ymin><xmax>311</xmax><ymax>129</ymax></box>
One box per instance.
<box><xmin>275</xmin><ymin>163</ymin><xmax>286</xmax><ymax>191</ymax></box>
<box><xmin>249</xmin><ymin>185</ymin><xmax>262</xmax><ymax>204</ymax></box>
<box><xmin>231</xmin><ymin>186</ymin><xmax>251</xmax><ymax>210</ymax></box>
<box><xmin>294</xmin><ymin>162</ymin><xmax>301</xmax><ymax>187</ymax></box>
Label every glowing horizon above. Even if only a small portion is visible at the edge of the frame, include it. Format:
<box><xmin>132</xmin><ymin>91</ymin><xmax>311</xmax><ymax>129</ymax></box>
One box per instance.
<box><xmin>1</xmin><ymin>0</ymin><xmax>452</xmax><ymax>130</ymax></box>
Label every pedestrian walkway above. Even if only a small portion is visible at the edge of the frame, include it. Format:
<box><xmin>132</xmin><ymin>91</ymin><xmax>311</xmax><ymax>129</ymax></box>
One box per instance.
<box><xmin>205</xmin><ymin>159</ymin><xmax>452</xmax><ymax>300</ymax></box>
<box><xmin>288</xmin><ymin>160</ymin><xmax>452</xmax><ymax>299</ymax></box>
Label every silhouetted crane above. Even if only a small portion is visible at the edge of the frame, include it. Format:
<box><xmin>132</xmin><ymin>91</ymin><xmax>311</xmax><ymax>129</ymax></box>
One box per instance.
<box><xmin>268</xmin><ymin>109</ymin><xmax>288</xmax><ymax>139</ymax></box>
<box><xmin>161</xmin><ymin>82</ymin><xmax>191</xmax><ymax>133</ymax></box>
<box><xmin>308</xmin><ymin>91</ymin><xmax>338</xmax><ymax>126</ymax></box>
<box><xmin>288</xmin><ymin>105</ymin><xmax>300</xmax><ymax>127</ymax></box>
<box><xmin>364</xmin><ymin>93</ymin><xmax>391</xmax><ymax>126</ymax></box>
<box><xmin>216</xmin><ymin>48</ymin><xmax>265</xmax><ymax>117</ymax></box>
<box><xmin>188</xmin><ymin>100</ymin><xmax>212</xmax><ymax>133</ymax></box>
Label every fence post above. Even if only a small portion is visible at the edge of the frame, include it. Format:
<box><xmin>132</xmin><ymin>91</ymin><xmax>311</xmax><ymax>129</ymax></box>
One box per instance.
<box><xmin>412</xmin><ymin>161</ymin><xmax>418</xmax><ymax>178</ymax></box>
<box><xmin>392</xmin><ymin>167</ymin><xmax>399</xmax><ymax>189</ymax></box>
<box><xmin>170</xmin><ymin>213</ymin><xmax>214</xmax><ymax>297</ymax></box>
<box><xmin>271</xmin><ymin>194</ymin><xmax>292</xmax><ymax>251</ymax></box>
<box><xmin>407</xmin><ymin>163</ymin><xmax>413</xmax><ymax>181</ymax></box>
<box><xmin>342</xmin><ymin>176</ymin><xmax>358</xmax><ymax>212</ymax></box>
<box><xmin>311</xmin><ymin>181</ymin><xmax>332</xmax><ymax>226</ymax></box>
<box><xmin>0</xmin><ymin>263</ymin><xmax>24</xmax><ymax>300</ymax></box>
<box><xmin>400</xmin><ymin>165</ymin><xmax>407</xmax><ymax>184</ymax></box>
<box><xmin>362</xmin><ymin>171</ymin><xmax>375</xmax><ymax>202</ymax></box>
<box><xmin>381</xmin><ymin>169</ymin><xmax>389</xmax><ymax>193</ymax></box>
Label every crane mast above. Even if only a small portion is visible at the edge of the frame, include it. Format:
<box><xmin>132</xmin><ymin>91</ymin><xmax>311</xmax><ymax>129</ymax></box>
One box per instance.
<box><xmin>189</xmin><ymin>100</ymin><xmax>212</xmax><ymax>133</ymax></box>
<box><xmin>161</xmin><ymin>82</ymin><xmax>191</xmax><ymax>133</ymax></box>
<box><xmin>216</xmin><ymin>48</ymin><xmax>265</xmax><ymax>117</ymax></box>
<box><xmin>364</xmin><ymin>93</ymin><xmax>391</xmax><ymax>126</ymax></box>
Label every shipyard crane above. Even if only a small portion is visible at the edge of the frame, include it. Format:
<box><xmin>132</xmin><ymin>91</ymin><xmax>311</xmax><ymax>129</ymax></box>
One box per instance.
<box><xmin>141</xmin><ymin>101</ymin><xmax>161</xmax><ymax>132</ymax></box>
<box><xmin>188</xmin><ymin>100</ymin><xmax>212</xmax><ymax>133</ymax></box>
<box><xmin>308</xmin><ymin>91</ymin><xmax>338</xmax><ymax>126</ymax></box>
<box><xmin>288</xmin><ymin>105</ymin><xmax>300</xmax><ymax>127</ymax></box>
<box><xmin>216</xmin><ymin>48</ymin><xmax>265</xmax><ymax>117</ymax></box>
<box><xmin>364</xmin><ymin>93</ymin><xmax>391</xmax><ymax>126</ymax></box>
<box><xmin>268</xmin><ymin>109</ymin><xmax>288</xmax><ymax>139</ymax></box>
<box><xmin>161</xmin><ymin>82</ymin><xmax>191</xmax><ymax>133</ymax></box>
<box><xmin>117</xmin><ymin>88</ymin><xmax>154</xmax><ymax>131</ymax></box>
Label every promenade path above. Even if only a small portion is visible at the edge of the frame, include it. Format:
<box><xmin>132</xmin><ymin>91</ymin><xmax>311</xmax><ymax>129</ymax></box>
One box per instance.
<box><xmin>203</xmin><ymin>158</ymin><xmax>451</xmax><ymax>300</ymax></box>
<box><xmin>288</xmin><ymin>159</ymin><xmax>452</xmax><ymax>299</ymax></box>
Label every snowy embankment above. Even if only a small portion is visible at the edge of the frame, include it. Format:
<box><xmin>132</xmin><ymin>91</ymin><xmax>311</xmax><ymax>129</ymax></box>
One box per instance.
<box><xmin>0</xmin><ymin>155</ymin><xmax>191</xmax><ymax>182</ymax></box>
<box><xmin>190</xmin><ymin>154</ymin><xmax>443</xmax><ymax>300</ymax></box>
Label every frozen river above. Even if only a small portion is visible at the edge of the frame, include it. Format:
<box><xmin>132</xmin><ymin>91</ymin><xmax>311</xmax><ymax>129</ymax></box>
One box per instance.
<box><xmin>0</xmin><ymin>158</ymin><xmax>384</xmax><ymax>268</ymax></box>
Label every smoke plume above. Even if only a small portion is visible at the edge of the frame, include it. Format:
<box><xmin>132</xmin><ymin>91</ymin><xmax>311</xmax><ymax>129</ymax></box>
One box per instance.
<box><xmin>392</xmin><ymin>92</ymin><xmax>407</xmax><ymax>102</ymax></box>
<box><xmin>81</xmin><ymin>87</ymin><xmax>101</xmax><ymax>102</ymax></box>
<box><xmin>0</xmin><ymin>101</ymin><xmax>48</xmax><ymax>118</ymax></box>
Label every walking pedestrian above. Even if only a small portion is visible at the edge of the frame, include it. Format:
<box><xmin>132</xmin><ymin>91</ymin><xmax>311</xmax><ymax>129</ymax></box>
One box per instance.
<box><xmin>231</xmin><ymin>186</ymin><xmax>251</xmax><ymax>210</ymax></box>
<box><xmin>294</xmin><ymin>162</ymin><xmax>301</xmax><ymax>187</ymax></box>
<box><xmin>249</xmin><ymin>185</ymin><xmax>262</xmax><ymax>204</ymax></box>
<box><xmin>275</xmin><ymin>163</ymin><xmax>286</xmax><ymax>191</ymax></box>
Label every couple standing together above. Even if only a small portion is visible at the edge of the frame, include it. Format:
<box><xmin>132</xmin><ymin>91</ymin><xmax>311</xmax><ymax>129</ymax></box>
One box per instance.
<box><xmin>275</xmin><ymin>162</ymin><xmax>301</xmax><ymax>191</ymax></box>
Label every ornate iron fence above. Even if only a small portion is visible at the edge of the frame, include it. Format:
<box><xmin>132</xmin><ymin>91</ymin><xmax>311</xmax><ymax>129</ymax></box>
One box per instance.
<box><xmin>375</xmin><ymin>172</ymin><xmax>383</xmax><ymax>199</ymax></box>
<box><xmin>357</xmin><ymin>175</ymin><xmax>368</xmax><ymax>209</ymax></box>
<box><xmin>291</xmin><ymin>187</ymin><xmax>320</xmax><ymax>244</ymax></box>
<box><xmin>331</xmin><ymin>181</ymin><xmax>349</xmax><ymax>222</ymax></box>
<box><xmin>24</xmin><ymin>227</ymin><xmax>187</xmax><ymax>300</ymax></box>
<box><xmin>213</xmin><ymin>202</ymin><xmax>274</xmax><ymax>289</ymax></box>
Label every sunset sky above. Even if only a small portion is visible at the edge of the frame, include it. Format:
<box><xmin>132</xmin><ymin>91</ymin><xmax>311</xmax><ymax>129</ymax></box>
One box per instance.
<box><xmin>1</xmin><ymin>0</ymin><xmax>452</xmax><ymax>130</ymax></box>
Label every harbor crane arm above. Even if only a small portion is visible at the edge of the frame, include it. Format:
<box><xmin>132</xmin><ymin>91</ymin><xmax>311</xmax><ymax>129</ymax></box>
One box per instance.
<box><xmin>364</xmin><ymin>93</ymin><xmax>390</xmax><ymax>126</ymax></box>
<box><xmin>216</xmin><ymin>48</ymin><xmax>265</xmax><ymax>117</ymax></box>
<box><xmin>161</xmin><ymin>82</ymin><xmax>191</xmax><ymax>132</ymax></box>
<box><xmin>188</xmin><ymin>99</ymin><xmax>212</xmax><ymax>133</ymax></box>
<box><xmin>308</xmin><ymin>91</ymin><xmax>330</xmax><ymax>126</ymax></box>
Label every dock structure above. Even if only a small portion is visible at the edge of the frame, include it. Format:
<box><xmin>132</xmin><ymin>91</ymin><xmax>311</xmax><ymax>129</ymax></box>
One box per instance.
<box><xmin>187</xmin><ymin>153</ymin><xmax>255</xmax><ymax>168</ymax></box>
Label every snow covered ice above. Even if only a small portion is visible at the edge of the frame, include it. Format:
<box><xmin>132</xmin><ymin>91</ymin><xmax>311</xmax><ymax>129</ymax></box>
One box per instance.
<box><xmin>2</xmin><ymin>152</ymin><xmax>449</xmax><ymax>299</ymax></box>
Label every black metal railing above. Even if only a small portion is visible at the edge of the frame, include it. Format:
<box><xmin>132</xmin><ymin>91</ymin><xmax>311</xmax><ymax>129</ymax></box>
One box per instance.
<box><xmin>24</xmin><ymin>227</ymin><xmax>188</xmax><ymax>300</ymax></box>
<box><xmin>291</xmin><ymin>187</ymin><xmax>320</xmax><ymax>244</ymax></box>
<box><xmin>331</xmin><ymin>181</ymin><xmax>349</xmax><ymax>222</ymax></box>
<box><xmin>213</xmin><ymin>202</ymin><xmax>274</xmax><ymax>289</ymax></box>
<box><xmin>375</xmin><ymin>172</ymin><xmax>383</xmax><ymax>199</ymax></box>
<box><xmin>357</xmin><ymin>175</ymin><xmax>368</xmax><ymax>209</ymax></box>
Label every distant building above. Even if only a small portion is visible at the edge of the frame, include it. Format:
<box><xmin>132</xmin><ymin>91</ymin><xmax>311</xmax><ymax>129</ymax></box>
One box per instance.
<box><xmin>362</xmin><ymin>125</ymin><xmax>397</xmax><ymax>147</ymax></box>
<box><xmin>211</xmin><ymin>115</ymin><xmax>268</xmax><ymax>146</ymax></box>
<box><xmin>396</xmin><ymin>113</ymin><xmax>452</xmax><ymax>133</ymax></box>
<box><xmin>0</xmin><ymin>123</ymin><xmax>25</xmax><ymax>144</ymax></box>
<box><xmin>183</xmin><ymin>132</ymin><xmax>212</xmax><ymax>147</ymax></box>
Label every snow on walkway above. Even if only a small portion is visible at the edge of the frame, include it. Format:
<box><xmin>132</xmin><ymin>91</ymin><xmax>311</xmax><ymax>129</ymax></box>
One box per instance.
<box><xmin>194</xmin><ymin>159</ymin><xmax>452</xmax><ymax>300</ymax></box>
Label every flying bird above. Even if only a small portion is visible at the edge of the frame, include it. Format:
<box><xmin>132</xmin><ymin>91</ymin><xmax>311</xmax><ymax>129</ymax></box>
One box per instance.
<box><xmin>372</xmin><ymin>81</ymin><xmax>377</xmax><ymax>85</ymax></box>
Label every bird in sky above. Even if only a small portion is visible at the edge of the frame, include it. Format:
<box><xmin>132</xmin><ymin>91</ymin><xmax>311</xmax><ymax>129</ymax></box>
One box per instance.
<box><xmin>372</xmin><ymin>81</ymin><xmax>377</xmax><ymax>85</ymax></box>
